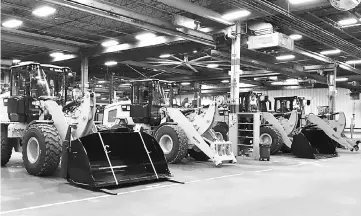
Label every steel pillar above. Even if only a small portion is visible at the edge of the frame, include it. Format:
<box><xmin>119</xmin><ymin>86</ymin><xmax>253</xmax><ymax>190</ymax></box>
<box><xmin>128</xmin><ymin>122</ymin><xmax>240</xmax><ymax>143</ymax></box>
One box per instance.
<box><xmin>327</xmin><ymin>64</ymin><xmax>337</xmax><ymax>115</ymax></box>
<box><xmin>193</xmin><ymin>82</ymin><xmax>201</xmax><ymax>107</ymax></box>
<box><xmin>229</xmin><ymin>21</ymin><xmax>242</xmax><ymax>157</ymax></box>
<box><xmin>80</xmin><ymin>57</ymin><xmax>89</xmax><ymax>92</ymax></box>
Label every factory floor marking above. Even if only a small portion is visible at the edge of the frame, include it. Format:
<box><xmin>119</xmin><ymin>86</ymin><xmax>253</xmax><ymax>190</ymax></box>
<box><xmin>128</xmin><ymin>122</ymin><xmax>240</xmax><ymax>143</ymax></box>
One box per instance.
<box><xmin>0</xmin><ymin>161</ymin><xmax>320</xmax><ymax>215</ymax></box>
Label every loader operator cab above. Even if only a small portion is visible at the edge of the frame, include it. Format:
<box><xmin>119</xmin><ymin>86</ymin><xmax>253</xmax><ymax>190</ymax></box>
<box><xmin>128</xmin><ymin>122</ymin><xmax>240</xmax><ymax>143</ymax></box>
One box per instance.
<box><xmin>5</xmin><ymin>62</ymin><xmax>75</xmax><ymax>123</ymax></box>
<box><xmin>129</xmin><ymin>79</ymin><xmax>175</xmax><ymax>126</ymax></box>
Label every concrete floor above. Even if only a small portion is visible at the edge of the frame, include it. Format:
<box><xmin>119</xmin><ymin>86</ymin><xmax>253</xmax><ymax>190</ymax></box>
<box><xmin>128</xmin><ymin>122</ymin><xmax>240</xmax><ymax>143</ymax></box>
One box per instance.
<box><xmin>1</xmin><ymin>150</ymin><xmax>361</xmax><ymax>216</ymax></box>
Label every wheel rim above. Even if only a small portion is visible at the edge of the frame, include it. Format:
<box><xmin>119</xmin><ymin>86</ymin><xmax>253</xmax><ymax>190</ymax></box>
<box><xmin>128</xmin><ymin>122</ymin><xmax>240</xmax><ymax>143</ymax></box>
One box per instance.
<box><xmin>159</xmin><ymin>135</ymin><xmax>173</xmax><ymax>154</ymax></box>
<box><xmin>260</xmin><ymin>133</ymin><xmax>272</xmax><ymax>145</ymax></box>
<box><xmin>27</xmin><ymin>137</ymin><xmax>40</xmax><ymax>164</ymax></box>
<box><xmin>215</xmin><ymin>132</ymin><xmax>224</xmax><ymax>141</ymax></box>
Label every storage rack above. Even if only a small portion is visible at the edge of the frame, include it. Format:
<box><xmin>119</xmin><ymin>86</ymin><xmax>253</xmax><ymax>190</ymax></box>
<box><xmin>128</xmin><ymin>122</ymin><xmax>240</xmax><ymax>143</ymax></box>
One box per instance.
<box><xmin>237</xmin><ymin>112</ymin><xmax>260</xmax><ymax>160</ymax></box>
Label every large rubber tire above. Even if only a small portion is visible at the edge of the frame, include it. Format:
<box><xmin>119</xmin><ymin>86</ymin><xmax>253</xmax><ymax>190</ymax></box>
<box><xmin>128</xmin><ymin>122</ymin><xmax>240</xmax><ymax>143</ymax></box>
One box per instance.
<box><xmin>213</xmin><ymin>123</ymin><xmax>228</xmax><ymax>141</ymax></box>
<box><xmin>96</xmin><ymin>124</ymin><xmax>110</xmax><ymax>131</ymax></box>
<box><xmin>22</xmin><ymin>124</ymin><xmax>62</xmax><ymax>176</ymax></box>
<box><xmin>1</xmin><ymin>127</ymin><xmax>13</xmax><ymax>166</ymax></box>
<box><xmin>154</xmin><ymin>125</ymin><xmax>188</xmax><ymax>163</ymax></box>
<box><xmin>260</xmin><ymin>126</ymin><xmax>283</xmax><ymax>155</ymax></box>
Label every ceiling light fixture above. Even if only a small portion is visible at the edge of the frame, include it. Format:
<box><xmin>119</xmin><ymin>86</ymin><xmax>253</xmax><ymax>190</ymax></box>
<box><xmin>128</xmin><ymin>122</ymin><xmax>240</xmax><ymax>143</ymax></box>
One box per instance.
<box><xmin>2</xmin><ymin>19</ymin><xmax>23</xmax><ymax>28</ymax></box>
<box><xmin>159</xmin><ymin>54</ymin><xmax>171</xmax><ymax>58</ymax></box>
<box><xmin>290</xmin><ymin>34</ymin><xmax>302</xmax><ymax>40</ymax></box>
<box><xmin>271</xmin><ymin>79</ymin><xmax>299</xmax><ymax>86</ymax></box>
<box><xmin>207</xmin><ymin>64</ymin><xmax>219</xmax><ymax>68</ymax></box>
<box><xmin>222</xmin><ymin>10</ymin><xmax>251</xmax><ymax>21</ymax></box>
<box><xmin>320</xmin><ymin>49</ymin><xmax>341</xmax><ymax>55</ymax></box>
<box><xmin>104</xmin><ymin>43</ymin><xmax>130</xmax><ymax>53</ymax></box>
<box><xmin>135</xmin><ymin>32</ymin><xmax>157</xmax><ymax>41</ymax></box>
<box><xmin>338</xmin><ymin>18</ymin><xmax>358</xmax><ymax>26</ymax></box>
<box><xmin>335</xmin><ymin>77</ymin><xmax>348</xmax><ymax>82</ymax></box>
<box><xmin>12</xmin><ymin>59</ymin><xmax>21</xmax><ymax>64</ymax></box>
<box><xmin>49</xmin><ymin>52</ymin><xmax>64</xmax><ymax>58</ymax></box>
<box><xmin>276</xmin><ymin>54</ymin><xmax>295</xmax><ymax>60</ymax></box>
<box><xmin>346</xmin><ymin>59</ymin><xmax>361</xmax><ymax>64</ymax></box>
<box><xmin>288</xmin><ymin>0</ymin><xmax>318</xmax><ymax>4</ymax></box>
<box><xmin>221</xmin><ymin>80</ymin><xmax>229</xmax><ymax>83</ymax></box>
<box><xmin>101</xmin><ymin>40</ymin><xmax>119</xmax><ymax>47</ymax></box>
<box><xmin>240</xmin><ymin>83</ymin><xmax>256</xmax><ymax>88</ymax></box>
<box><xmin>105</xmin><ymin>61</ymin><xmax>118</xmax><ymax>66</ymax></box>
<box><xmin>181</xmin><ymin>82</ymin><xmax>191</xmax><ymax>86</ymax></box>
<box><xmin>32</xmin><ymin>5</ymin><xmax>56</xmax><ymax>17</ymax></box>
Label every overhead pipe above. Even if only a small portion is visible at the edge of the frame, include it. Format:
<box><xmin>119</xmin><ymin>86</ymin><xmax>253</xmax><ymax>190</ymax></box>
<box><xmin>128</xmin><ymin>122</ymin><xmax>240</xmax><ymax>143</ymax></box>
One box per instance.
<box><xmin>43</xmin><ymin>0</ymin><xmax>215</xmax><ymax>47</ymax></box>
<box><xmin>156</xmin><ymin>0</ymin><xmax>233</xmax><ymax>26</ymax></box>
<box><xmin>230</xmin><ymin>0</ymin><xmax>361</xmax><ymax>58</ymax></box>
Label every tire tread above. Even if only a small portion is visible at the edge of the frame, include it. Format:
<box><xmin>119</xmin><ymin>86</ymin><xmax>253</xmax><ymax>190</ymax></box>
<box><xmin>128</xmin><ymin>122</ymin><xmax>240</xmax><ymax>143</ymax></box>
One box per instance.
<box><xmin>22</xmin><ymin>124</ymin><xmax>62</xmax><ymax>176</ymax></box>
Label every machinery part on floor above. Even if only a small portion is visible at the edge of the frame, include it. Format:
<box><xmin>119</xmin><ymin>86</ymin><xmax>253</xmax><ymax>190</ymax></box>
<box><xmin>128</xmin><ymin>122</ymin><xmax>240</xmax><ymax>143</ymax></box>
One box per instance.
<box><xmin>213</xmin><ymin>122</ymin><xmax>229</xmax><ymax>141</ymax></box>
<box><xmin>166</xmin><ymin>107</ymin><xmax>237</xmax><ymax>166</ymax></box>
<box><xmin>21</xmin><ymin>123</ymin><xmax>62</xmax><ymax>176</ymax></box>
<box><xmin>62</xmin><ymin>127</ymin><xmax>171</xmax><ymax>188</ymax></box>
<box><xmin>291</xmin><ymin>127</ymin><xmax>338</xmax><ymax>159</ymax></box>
<box><xmin>307</xmin><ymin>114</ymin><xmax>358</xmax><ymax>151</ymax></box>
<box><xmin>154</xmin><ymin>125</ymin><xmax>188</xmax><ymax>163</ymax></box>
<box><xmin>260</xmin><ymin>125</ymin><xmax>283</xmax><ymax>154</ymax></box>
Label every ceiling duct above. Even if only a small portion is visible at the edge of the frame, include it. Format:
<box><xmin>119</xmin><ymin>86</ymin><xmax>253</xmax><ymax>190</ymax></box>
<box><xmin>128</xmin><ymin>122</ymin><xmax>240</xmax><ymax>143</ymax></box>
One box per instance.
<box><xmin>230</xmin><ymin>0</ymin><xmax>361</xmax><ymax>59</ymax></box>
<box><xmin>247</xmin><ymin>22</ymin><xmax>274</xmax><ymax>36</ymax></box>
<box><xmin>329</xmin><ymin>0</ymin><xmax>361</xmax><ymax>11</ymax></box>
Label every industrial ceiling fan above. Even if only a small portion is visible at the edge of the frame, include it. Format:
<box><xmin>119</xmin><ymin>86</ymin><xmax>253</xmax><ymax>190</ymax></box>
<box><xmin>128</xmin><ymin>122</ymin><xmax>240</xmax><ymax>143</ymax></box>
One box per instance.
<box><xmin>329</xmin><ymin>0</ymin><xmax>361</xmax><ymax>11</ymax></box>
<box><xmin>145</xmin><ymin>54</ymin><xmax>229</xmax><ymax>72</ymax></box>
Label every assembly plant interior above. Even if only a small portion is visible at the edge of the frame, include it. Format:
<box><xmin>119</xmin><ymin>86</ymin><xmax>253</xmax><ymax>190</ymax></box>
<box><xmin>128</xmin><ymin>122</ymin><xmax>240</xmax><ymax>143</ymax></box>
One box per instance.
<box><xmin>1</xmin><ymin>0</ymin><xmax>361</xmax><ymax>215</ymax></box>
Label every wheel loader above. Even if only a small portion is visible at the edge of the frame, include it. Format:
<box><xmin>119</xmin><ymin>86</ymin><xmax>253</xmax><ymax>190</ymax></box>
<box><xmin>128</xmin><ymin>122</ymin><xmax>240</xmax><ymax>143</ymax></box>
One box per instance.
<box><xmin>0</xmin><ymin>62</ymin><xmax>171</xmax><ymax>188</ymax></box>
<box><xmin>239</xmin><ymin>92</ymin><xmax>301</xmax><ymax>155</ymax></box>
<box><xmin>264</xmin><ymin>97</ymin><xmax>359</xmax><ymax>158</ymax></box>
<box><xmin>102</xmin><ymin>79</ymin><xmax>237</xmax><ymax>166</ymax></box>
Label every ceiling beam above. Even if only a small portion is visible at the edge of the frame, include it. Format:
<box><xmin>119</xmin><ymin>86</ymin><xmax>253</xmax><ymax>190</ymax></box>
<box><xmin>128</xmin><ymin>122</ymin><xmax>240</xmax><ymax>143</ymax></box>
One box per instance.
<box><xmin>210</xmin><ymin>50</ymin><xmax>359</xmax><ymax>90</ymax></box>
<box><xmin>1</xmin><ymin>29</ymin><xmax>84</xmax><ymax>53</ymax></box>
<box><xmin>119</xmin><ymin>61</ymin><xmax>193</xmax><ymax>75</ymax></box>
<box><xmin>43</xmin><ymin>0</ymin><xmax>215</xmax><ymax>47</ymax></box>
<box><xmin>294</xmin><ymin>46</ymin><xmax>361</xmax><ymax>75</ymax></box>
<box><xmin>156</xmin><ymin>0</ymin><xmax>233</xmax><ymax>25</ymax></box>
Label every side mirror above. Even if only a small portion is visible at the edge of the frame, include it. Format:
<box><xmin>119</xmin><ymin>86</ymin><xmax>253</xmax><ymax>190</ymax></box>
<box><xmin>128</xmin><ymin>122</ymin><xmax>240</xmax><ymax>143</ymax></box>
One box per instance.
<box><xmin>307</xmin><ymin>100</ymin><xmax>311</xmax><ymax>106</ymax></box>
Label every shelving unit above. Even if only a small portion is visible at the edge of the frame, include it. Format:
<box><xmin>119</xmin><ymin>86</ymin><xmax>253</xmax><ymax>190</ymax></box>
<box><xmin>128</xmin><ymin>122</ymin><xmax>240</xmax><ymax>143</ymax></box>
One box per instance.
<box><xmin>237</xmin><ymin>112</ymin><xmax>260</xmax><ymax>160</ymax></box>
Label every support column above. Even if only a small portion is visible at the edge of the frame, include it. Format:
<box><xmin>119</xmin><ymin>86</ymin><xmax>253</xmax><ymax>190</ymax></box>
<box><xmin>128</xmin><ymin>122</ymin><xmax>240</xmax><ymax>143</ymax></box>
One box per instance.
<box><xmin>327</xmin><ymin>63</ymin><xmax>337</xmax><ymax>116</ymax></box>
<box><xmin>193</xmin><ymin>82</ymin><xmax>201</xmax><ymax>107</ymax></box>
<box><xmin>109</xmin><ymin>72</ymin><xmax>114</xmax><ymax>103</ymax></box>
<box><xmin>229</xmin><ymin>21</ymin><xmax>242</xmax><ymax>157</ymax></box>
<box><xmin>81</xmin><ymin>57</ymin><xmax>89</xmax><ymax>92</ymax></box>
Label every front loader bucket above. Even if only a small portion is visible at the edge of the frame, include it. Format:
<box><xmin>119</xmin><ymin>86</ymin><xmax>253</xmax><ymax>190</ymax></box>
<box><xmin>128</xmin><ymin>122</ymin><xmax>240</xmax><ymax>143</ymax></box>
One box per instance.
<box><xmin>291</xmin><ymin>128</ymin><xmax>338</xmax><ymax>159</ymax></box>
<box><xmin>64</xmin><ymin>131</ymin><xmax>171</xmax><ymax>188</ymax></box>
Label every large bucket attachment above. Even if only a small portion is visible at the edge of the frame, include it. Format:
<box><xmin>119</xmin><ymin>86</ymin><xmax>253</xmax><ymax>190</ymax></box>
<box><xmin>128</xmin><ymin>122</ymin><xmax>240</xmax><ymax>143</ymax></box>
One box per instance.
<box><xmin>63</xmin><ymin>131</ymin><xmax>171</xmax><ymax>188</ymax></box>
<box><xmin>291</xmin><ymin>127</ymin><xmax>338</xmax><ymax>159</ymax></box>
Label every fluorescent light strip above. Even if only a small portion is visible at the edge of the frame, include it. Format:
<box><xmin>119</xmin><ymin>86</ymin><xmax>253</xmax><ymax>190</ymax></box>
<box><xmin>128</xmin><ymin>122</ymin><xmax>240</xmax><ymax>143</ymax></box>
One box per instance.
<box><xmin>290</xmin><ymin>34</ymin><xmax>302</xmax><ymax>40</ymax></box>
<box><xmin>32</xmin><ymin>6</ymin><xmax>56</xmax><ymax>17</ymax></box>
<box><xmin>276</xmin><ymin>55</ymin><xmax>295</xmax><ymax>60</ymax></box>
<box><xmin>101</xmin><ymin>40</ymin><xmax>119</xmax><ymax>47</ymax></box>
<box><xmin>346</xmin><ymin>59</ymin><xmax>361</xmax><ymax>64</ymax></box>
<box><xmin>289</xmin><ymin>0</ymin><xmax>319</xmax><ymax>4</ymax></box>
<box><xmin>222</xmin><ymin>10</ymin><xmax>251</xmax><ymax>21</ymax></box>
<box><xmin>338</xmin><ymin>18</ymin><xmax>358</xmax><ymax>26</ymax></box>
<box><xmin>320</xmin><ymin>49</ymin><xmax>341</xmax><ymax>55</ymax></box>
<box><xmin>2</xmin><ymin>19</ymin><xmax>23</xmax><ymax>28</ymax></box>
